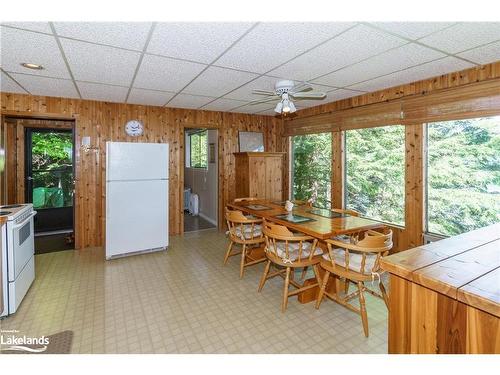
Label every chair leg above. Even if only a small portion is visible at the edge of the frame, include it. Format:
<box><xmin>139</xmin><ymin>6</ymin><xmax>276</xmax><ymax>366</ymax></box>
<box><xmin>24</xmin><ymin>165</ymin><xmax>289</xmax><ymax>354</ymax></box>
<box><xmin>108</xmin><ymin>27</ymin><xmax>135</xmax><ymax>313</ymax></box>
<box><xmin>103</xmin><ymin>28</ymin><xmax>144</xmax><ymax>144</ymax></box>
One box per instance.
<box><xmin>223</xmin><ymin>241</ymin><xmax>234</xmax><ymax>265</ymax></box>
<box><xmin>379</xmin><ymin>281</ymin><xmax>390</xmax><ymax>309</ymax></box>
<box><xmin>315</xmin><ymin>270</ymin><xmax>330</xmax><ymax>309</ymax></box>
<box><xmin>344</xmin><ymin>279</ymin><xmax>350</xmax><ymax>295</ymax></box>
<box><xmin>300</xmin><ymin>266</ymin><xmax>309</xmax><ymax>280</ymax></box>
<box><xmin>258</xmin><ymin>260</ymin><xmax>271</xmax><ymax>292</ymax></box>
<box><xmin>281</xmin><ymin>267</ymin><xmax>291</xmax><ymax>313</ymax></box>
<box><xmin>239</xmin><ymin>244</ymin><xmax>246</xmax><ymax>279</ymax></box>
<box><xmin>358</xmin><ymin>282</ymin><xmax>369</xmax><ymax>337</ymax></box>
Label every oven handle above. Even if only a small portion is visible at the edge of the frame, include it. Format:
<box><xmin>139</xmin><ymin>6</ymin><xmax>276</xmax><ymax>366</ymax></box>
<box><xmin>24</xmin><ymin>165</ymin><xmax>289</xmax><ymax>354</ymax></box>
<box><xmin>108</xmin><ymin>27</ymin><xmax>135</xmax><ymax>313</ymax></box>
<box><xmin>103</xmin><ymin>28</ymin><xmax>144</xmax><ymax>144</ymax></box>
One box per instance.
<box><xmin>12</xmin><ymin>211</ymin><xmax>37</xmax><ymax>229</ymax></box>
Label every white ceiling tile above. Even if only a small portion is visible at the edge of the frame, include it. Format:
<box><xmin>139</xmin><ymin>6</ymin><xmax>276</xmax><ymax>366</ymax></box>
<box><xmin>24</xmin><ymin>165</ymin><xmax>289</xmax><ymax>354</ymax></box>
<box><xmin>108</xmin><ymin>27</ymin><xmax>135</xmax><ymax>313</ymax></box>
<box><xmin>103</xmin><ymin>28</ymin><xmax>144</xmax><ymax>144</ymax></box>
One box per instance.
<box><xmin>457</xmin><ymin>40</ymin><xmax>500</xmax><ymax>65</ymax></box>
<box><xmin>148</xmin><ymin>22</ymin><xmax>253</xmax><ymax>64</ymax></box>
<box><xmin>166</xmin><ymin>93</ymin><xmax>216</xmax><ymax>109</ymax></box>
<box><xmin>201</xmin><ymin>98</ymin><xmax>248</xmax><ymax>111</ymax></box>
<box><xmin>0</xmin><ymin>26</ymin><xmax>70</xmax><ymax>78</ymax></box>
<box><xmin>11</xmin><ymin>73</ymin><xmax>79</xmax><ymax>98</ymax></box>
<box><xmin>369</xmin><ymin>22</ymin><xmax>456</xmax><ymax>40</ymax></box>
<box><xmin>77</xmin><ymin>81</ymin><xmax>128</xmax><ymax>102</ymax></box>
<box><xmin>231</xmin><ymin>103</ymin><xmax>275</xmax><ymax>114</ymax></box>
<box><xmin>313</xmin><ymin>43</ymin><xmax>445</xmax><ymax>87</ymax></box>
<box><xmin>133</xmin><ymin>54</ymin><xmax>206</xmax><ymax>92</ymax></box>
<box><xmin>54</xmin><ymin>22</ymin><xmax>152</xmax><ymax>51</ymax></box>
<box><xmin>1</xmin><ymin>22</ymin><xmax>52</xmax><ymax>34</ymax></box>
<box><xmin>419</xmin><ymin>22</ymin><xmax>500</xmax><ymax>54</ymax></box>
<box><xmin>127</xmin><ymin>88</ymin><xmax>176</xmax><ymax>106</ymax></box>
<box><xmin>183</xmin><ymin>66</ymin><xmax>258</xmax><ymax>97</ymax></box>
<box><xmin>0</xmin><ymin>71</ymin><xmax>27</xmax><ymax>94</ymax></box>
<box><xmin>215</xmin><ymin>22</ymin><xmax>356</xmax><ymax>73</ymax></box>
<box><xmin>269</xmin><ymin>24</ymin><xmax>407</xmax><ymax>82</ymax></box>
<box><xmin>348</xmin><ymin>57</ymin><xmax>475</xmax><ymax>92</ymax></box>
<box><xmin>223</xmin><ymin>75</ymin><xmax>279</xmax><ymax>101</ymax></box>
<box><xmin>325</xmin><ymin>88</ymin><xmax>364</xmax><ymax>101</ymax></box>
<box><xmin>60</xmin><ymin>38</ymin><xmax>141</xmax><ymax>86</ymax></box>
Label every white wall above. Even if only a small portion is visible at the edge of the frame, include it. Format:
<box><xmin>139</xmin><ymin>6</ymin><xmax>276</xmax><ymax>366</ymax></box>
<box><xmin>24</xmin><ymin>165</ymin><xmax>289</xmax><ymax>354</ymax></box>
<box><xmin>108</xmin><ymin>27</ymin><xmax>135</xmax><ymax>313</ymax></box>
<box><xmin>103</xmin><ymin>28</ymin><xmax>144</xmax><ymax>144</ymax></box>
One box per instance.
<box><xmin>184</xmin><ymin>129</ymin><xmax>218</xmax><ymax>225</ymax></box>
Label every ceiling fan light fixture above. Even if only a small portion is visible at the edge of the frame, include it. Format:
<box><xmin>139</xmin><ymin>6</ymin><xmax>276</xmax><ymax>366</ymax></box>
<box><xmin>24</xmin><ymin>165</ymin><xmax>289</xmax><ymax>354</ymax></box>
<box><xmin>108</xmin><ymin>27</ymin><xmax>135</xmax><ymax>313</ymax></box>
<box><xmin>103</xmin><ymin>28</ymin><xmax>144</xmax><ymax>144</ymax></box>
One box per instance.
<box><xmin>274</xmin><ymin>101</ymin><xmax>283</xmax><ymax>114</ymax></box>
<box><xmin>288</xmin><ymin>101</ymin><xmax>296</xmax><ymax>113</ymax></box>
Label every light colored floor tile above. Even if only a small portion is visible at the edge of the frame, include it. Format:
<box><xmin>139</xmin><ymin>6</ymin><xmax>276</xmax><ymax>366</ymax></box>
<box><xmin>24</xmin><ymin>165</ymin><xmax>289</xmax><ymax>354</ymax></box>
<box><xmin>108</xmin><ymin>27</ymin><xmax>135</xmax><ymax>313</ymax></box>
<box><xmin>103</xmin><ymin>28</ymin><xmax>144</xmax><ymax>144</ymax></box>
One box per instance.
<box><xmin>0</xmin><ymin>229</ymin><xmax>388</xmax><ymax>353</ymax></box>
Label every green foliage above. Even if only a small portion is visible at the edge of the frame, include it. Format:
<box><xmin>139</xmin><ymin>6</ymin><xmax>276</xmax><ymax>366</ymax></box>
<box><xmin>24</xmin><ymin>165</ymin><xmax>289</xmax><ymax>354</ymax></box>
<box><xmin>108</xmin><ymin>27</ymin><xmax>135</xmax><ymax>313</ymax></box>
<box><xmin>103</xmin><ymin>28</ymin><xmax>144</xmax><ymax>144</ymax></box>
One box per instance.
<box><xmin>292</xmin><ymin>133</ymin><xmax>332</xmax><ymax>208</ymax></box>
<box><xmin>190</xmin><ymin>131</ymin><xmax>208</xmax><ymax>168</ymax></box>
<box><xmin>291</xmin><ymin>117</ymin><xmax>500</xmax><ymax>237</ymax></box>
<box><xmin>427</xmin><ymin>117</ymin><xmax>500</xmax><ymax>236</ymax></box>
<box><xmin>345</xmin><ymin>126</ymin><xmax>405</xmax><ymax>226</ymax></box>
<box><xmin>31</xmin><ymin>132</ymin><xmax>73</xmax><ymax>209</ymax></box>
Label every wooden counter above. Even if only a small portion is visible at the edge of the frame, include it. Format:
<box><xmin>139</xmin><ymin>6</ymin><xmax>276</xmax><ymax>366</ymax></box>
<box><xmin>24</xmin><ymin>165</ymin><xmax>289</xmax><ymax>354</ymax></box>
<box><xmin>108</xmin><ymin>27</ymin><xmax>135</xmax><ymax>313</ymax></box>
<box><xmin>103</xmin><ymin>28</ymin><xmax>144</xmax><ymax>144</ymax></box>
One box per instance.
<box><xmin>380</xmin><ymin>223</ymin><xmax>500</xmax><ymax>354</ymax></box>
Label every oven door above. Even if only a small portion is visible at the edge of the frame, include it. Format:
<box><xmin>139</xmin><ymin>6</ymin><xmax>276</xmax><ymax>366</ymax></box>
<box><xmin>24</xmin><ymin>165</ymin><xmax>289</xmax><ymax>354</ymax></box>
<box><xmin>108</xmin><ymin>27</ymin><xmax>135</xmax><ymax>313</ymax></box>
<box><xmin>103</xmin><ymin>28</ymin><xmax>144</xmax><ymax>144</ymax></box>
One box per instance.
<box><xmin>7</xmin><ymin>211</ymin><xmax>37</xmax><ymax>282</ymax></box>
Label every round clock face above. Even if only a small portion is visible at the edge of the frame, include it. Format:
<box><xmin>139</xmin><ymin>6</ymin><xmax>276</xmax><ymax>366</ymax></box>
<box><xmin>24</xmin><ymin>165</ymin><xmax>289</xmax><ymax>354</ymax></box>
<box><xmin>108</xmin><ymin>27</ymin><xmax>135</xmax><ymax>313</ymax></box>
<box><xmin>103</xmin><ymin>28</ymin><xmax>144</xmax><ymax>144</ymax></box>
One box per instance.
<box><xmin>125</xmin><ymin>120</ymin><xmax>144</xmax><ymax>137</ymax></box>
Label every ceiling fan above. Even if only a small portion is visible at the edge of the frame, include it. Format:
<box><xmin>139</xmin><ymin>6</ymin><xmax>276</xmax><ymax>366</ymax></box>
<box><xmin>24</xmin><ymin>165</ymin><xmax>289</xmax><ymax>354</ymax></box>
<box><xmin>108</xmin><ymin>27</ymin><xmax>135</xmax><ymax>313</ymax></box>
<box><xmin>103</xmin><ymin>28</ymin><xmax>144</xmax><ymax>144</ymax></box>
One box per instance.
<box><xmin>250</xmin><ymin>80</ymin><xmax>327</xmax><ymax>115</ymax></box>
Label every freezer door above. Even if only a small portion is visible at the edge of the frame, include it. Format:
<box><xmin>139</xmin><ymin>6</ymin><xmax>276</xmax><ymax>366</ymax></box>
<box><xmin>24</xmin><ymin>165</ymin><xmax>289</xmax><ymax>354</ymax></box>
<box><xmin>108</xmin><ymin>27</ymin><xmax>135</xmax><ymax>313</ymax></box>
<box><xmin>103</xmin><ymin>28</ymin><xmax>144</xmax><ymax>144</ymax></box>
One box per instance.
<box><xmin>106</xmin><ymin>180</ymin><xmax>168</xmax><ymax>258</ymax></box>
<box><xmin>106</xmin><ymin>142</ymin><xmax>169</xmax><ymax>181</ymax></box>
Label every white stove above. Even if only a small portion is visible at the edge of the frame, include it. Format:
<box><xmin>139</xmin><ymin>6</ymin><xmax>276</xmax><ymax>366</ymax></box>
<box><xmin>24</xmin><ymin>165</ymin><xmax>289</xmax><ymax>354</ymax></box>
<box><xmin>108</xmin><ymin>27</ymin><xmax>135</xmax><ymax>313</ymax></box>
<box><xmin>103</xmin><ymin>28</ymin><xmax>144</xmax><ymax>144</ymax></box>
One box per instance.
<box><xmin>0</xmin><ymin>203</ymin><xmax>37</xmax><ymax>318</ymax></box>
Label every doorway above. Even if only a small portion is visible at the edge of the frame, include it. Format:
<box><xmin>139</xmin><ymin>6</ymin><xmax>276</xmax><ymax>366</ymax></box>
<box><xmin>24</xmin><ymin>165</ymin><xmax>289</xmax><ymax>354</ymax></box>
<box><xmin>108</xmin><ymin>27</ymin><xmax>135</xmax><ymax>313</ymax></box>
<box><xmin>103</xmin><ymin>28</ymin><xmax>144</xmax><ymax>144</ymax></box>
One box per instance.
<box><xmin>25</xmin><ymin>127</ymin><xmax>75</xmax><ymax>234</ymax></box>
<box><xmin>183</xmin><ymin>128</ymin><xmax>218</xmax><ymax>233</ymax></box>
<box><xmin>1</xmin><ymin>117</ymin><xmax>76</xmax><ymax>253</ymax></box>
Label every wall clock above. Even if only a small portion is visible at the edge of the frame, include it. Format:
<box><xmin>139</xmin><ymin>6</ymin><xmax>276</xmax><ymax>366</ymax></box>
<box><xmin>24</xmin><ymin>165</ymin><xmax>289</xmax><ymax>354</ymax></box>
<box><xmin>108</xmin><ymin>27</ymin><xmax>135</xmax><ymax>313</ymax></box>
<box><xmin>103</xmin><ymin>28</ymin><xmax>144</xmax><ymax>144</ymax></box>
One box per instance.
<box><xmin>125</xmin><ymin>120</ymin><xmax>144</xmax><ymax>137</ymax></box>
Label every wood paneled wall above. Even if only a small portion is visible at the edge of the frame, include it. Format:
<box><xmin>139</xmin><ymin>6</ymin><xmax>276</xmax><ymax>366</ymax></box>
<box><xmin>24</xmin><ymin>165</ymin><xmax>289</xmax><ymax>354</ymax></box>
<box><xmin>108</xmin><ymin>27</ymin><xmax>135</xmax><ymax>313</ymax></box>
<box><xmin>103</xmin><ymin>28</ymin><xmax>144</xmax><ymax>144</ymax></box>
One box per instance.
<box><xmin>285</xmin><ymin>61</ymin><xmax>500</xmax><ymax>252</ymax></box>
<box><xmin>1</xmin><ymin>93</ymin><xmax>286</xmax><ymax>249</ymax></box>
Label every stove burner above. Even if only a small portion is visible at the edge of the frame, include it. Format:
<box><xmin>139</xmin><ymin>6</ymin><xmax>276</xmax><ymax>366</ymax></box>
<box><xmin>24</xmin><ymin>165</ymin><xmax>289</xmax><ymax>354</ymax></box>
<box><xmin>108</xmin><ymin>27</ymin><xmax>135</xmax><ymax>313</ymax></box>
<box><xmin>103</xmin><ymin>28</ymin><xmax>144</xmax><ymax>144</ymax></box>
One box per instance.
<box><xmin>0</xmin><ymin>211</ymin><xmax>12</xmax><ymax>215</ymax></box>
<box><xmin>0</xmin><ymin>204</ymin><xmax>24</xmax><ymax>209</ymax></box>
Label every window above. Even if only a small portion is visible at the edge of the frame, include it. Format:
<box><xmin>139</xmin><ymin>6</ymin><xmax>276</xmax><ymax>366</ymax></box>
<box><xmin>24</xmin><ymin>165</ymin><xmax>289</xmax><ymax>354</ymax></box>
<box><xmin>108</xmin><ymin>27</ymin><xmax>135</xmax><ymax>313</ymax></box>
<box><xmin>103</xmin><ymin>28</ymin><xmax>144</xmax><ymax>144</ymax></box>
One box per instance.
<box><xmin>291</xmin><ymin>133</ymin><xmax>332</xmax><ymax>208</ymax></box>
<box><xmin>189</xmin><ymin>130</ymin><xmax>208</xmax><ymax>168</ymax></box>
<box><xmin>345</xmin><ymin>126</ymin><xmax>405</xmax><ymax>226</ymax></box>
<box><xmin>426</xmin><ymin>116</ymin><xmax>500</xmax><ymax>236</ymax></box>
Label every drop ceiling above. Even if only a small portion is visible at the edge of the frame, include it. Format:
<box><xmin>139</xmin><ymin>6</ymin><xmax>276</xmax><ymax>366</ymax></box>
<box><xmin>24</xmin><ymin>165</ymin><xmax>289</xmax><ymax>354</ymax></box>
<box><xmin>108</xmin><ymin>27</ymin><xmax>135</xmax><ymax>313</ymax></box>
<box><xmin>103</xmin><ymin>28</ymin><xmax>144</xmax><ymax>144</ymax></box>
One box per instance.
<box><xmin>1</xmin><ymin>21</ymin><xmax>499</xmax><ymax>116</ymax></box>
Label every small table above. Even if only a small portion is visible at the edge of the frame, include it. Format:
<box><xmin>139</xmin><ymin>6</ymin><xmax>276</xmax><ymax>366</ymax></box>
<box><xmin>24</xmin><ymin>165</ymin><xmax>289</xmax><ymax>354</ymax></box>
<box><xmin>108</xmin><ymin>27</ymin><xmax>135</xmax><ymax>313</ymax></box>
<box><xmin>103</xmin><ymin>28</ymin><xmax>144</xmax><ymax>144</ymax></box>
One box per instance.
<box><xmin>380</xmin><ymin>223</ymin><xmax>500</xmax><ymax>354</ymax></box>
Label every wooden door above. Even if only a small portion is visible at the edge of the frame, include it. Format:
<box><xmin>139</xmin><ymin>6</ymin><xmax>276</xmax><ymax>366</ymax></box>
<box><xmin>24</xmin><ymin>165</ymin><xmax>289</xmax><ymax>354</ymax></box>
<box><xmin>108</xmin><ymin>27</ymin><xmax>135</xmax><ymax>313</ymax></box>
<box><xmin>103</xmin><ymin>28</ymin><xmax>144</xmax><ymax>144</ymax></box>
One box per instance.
<box><xmin>249</xmin><ymin>156</ymin><xmax>266</xmax><ymax>198</ymax></box>
<box><xmin>265</xmin><ymin>156</ymin><xmax>283</xmax><ymax>201</ymax></box>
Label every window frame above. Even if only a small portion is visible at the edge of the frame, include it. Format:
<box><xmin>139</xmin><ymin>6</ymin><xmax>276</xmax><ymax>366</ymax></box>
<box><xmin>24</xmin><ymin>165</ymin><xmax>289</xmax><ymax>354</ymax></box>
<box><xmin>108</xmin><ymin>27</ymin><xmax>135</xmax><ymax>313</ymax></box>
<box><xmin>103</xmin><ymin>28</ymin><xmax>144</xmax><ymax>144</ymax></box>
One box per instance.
<box><xmin>188</xmin><ymin>130</ymin><xmax>208</xmax><ymax>169</ymax></box>
<box><xmin>343</xmin><ymin>125</ymin><xmax>407</xmax><ymax>228</ymax></box>
<box><xmin>290</xmin><ymin>132</ymin><xmax>333</xmax><ymax>209</ymax></box>
<box><xmin>424</xmin><ymin>116</ymin><xmax>500</xmax><ymax>237</ymax></box>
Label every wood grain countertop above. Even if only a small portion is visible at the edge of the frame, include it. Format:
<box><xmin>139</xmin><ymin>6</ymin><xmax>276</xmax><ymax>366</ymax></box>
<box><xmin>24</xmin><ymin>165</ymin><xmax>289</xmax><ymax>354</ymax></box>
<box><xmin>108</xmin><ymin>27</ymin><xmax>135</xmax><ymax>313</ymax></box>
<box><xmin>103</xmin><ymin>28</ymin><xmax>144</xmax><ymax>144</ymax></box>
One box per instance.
<box><xmin>381</xmin><ymin>223</ymin><xmax>500</xmax><ymax>318</ymax></box>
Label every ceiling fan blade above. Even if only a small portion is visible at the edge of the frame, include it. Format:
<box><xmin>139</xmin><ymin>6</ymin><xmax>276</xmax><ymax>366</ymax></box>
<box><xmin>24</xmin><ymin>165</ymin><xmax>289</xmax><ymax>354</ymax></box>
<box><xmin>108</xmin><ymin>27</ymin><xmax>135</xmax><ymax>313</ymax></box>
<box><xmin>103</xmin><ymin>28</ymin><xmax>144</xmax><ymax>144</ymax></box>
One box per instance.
<box><xmin>252</xmin><ymin>89</ymin><xmax>277</xmax><ymax>96</ymax></box>
<box><xmin>290</xmin><ymin>82</ymin><xmax>313</xmax><ymax>94</ymax></box>
<box><xmin>248</xmin><ymin>96</ymin><xmax>281</xmax><ymax>105</ymax></box>
<box><xmin>291</xmin><ymin>92</ymin><xmax>326</xmax><ymax>100</ymax></box>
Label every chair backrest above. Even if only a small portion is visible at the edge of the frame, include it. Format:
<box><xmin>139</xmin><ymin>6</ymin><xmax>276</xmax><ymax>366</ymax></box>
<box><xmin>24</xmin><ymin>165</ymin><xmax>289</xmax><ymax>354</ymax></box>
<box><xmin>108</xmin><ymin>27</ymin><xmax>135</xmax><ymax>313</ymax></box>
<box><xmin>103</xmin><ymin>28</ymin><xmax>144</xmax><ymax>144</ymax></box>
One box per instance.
<box><xmin>331</xmin><ymin>208</ymin><xmax>360</xmax><ymax>217</ymax></box>
<box><xmin>225</xmin><ymin>207</ymin><xmax>262</xmax><ymax>241</ymax></box>
<box><xmin>325</xmin><ymin>228</ymin><xmax>393</xmax><ymax>274</ymax></box>
<box><xmin>262</xmin><ymin>220</ymin><xmax>317</xmax><ymax>264</ymax></box>
<box><xmin>292</xmin><ymin>199</ymin><xmax>313</xmax><ymax>207</ymax></box>
<box><xmin>234</xmin><ymin>197</ymin><xmax>258</xmax><ymax>203</ymax></box>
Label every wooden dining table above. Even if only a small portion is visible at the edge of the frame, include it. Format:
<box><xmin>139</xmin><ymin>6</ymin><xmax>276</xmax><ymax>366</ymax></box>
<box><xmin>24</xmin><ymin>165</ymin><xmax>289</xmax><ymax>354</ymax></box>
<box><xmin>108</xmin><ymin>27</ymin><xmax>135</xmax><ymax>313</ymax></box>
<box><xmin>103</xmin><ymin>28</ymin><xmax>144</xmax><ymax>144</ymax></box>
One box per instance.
<box><xmin>227</xmin><ymin>199</ymin><xmax>386</xmax><ymax>304</ymax></box>
<box><xmin>227</xmin><ymin>199</ymin><xmax>384</xmax><ymax>240</ymax></box>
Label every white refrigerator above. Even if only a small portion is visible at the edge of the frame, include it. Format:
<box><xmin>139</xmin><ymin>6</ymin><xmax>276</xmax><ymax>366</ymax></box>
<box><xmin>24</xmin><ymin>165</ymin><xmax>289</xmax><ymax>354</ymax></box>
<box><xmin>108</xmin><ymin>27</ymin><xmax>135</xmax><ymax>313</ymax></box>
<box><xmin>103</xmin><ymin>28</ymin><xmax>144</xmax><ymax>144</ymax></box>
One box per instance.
<box><xmin>105</xmin><ymin>142</ymin><xmax>169</xmax><ymax>259</ymax></box>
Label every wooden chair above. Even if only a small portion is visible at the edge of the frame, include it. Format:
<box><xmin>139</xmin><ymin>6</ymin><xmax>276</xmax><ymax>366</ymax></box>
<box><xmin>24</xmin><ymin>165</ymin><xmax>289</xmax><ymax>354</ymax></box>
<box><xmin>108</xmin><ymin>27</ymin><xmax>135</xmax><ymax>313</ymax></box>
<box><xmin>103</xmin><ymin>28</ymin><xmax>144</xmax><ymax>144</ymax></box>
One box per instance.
<box><xmin>224</xmin><ymin>207</ymin><xmax>266</xmax><ymax>278</ymax></box>
<box><xmin>300</xmin><ymin>208</ymin><xmax>361</xmax><ymax>280</ymax></box>
<box><xmin>316</xmin><ymin>228</ymin><xmax>393</xmax><ymax>337</ymax></box>
<box><xmin>292</xmin><ymin>199</ymin><xmax>312</xmax><ymax>207</ymax></box>
<box><xmin>259</xmin><ymin>220</ymin><xmax>323</xmax><ymax>312</ymax></box>
<box><xmin>234</xmin><ymin>197</ymin><xmax>258</xmax><ymax>203</ymax></box>
<box><xmin>331</xmin><ymin>208</ymin><xmax>360</xmax><ymax>217</ymax></box>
